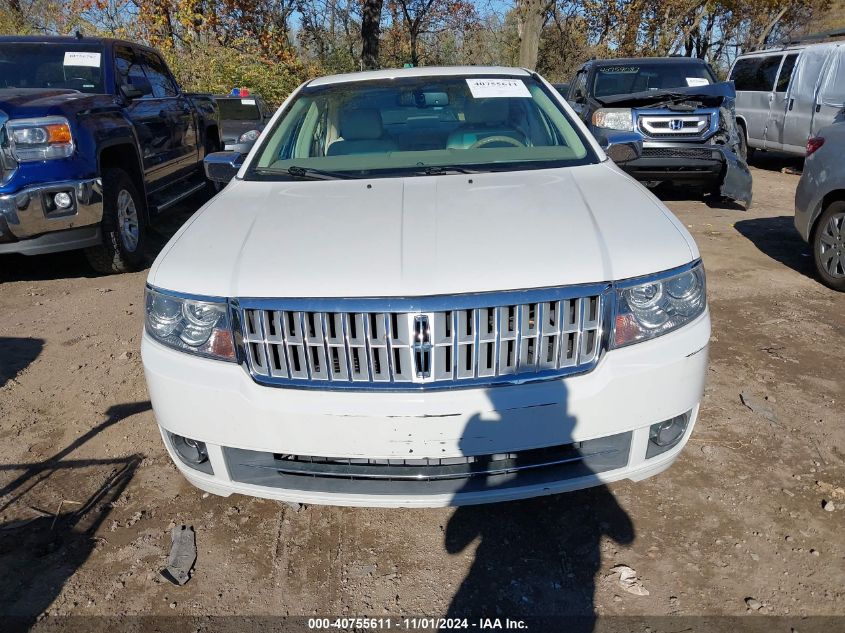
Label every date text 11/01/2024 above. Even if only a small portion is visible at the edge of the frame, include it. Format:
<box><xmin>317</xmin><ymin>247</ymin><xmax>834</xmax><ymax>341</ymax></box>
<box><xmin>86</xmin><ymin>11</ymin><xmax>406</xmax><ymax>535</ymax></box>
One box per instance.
<box><xmin>307</xmin><ymin>618</ymin><xmax>528</xmax><ymax>630</ymax></box>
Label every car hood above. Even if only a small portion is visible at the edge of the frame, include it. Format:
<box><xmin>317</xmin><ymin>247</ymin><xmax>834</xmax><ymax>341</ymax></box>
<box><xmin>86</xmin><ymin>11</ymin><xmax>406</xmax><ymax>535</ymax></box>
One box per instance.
<box><xmin>149</xmin><ymin>161</ymin><xmax>697</xmax><ymax>298</ymax></box>
<box><xmin>595</xmin><ymin>81</ymin><xmax>736</xmax><ymax>108</ymax></box>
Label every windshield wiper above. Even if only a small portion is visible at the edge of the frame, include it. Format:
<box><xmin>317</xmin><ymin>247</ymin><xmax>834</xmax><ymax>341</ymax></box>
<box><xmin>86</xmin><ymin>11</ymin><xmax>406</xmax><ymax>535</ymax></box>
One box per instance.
<box><xmin>417</xmin><ymin>165</ymin><xmax>486</xmax><ymax>176</ymax></box>
<box><xmin>285</xmin><ymin>165</ymin><xmax>357</xmax><ymax>180</ymax></box>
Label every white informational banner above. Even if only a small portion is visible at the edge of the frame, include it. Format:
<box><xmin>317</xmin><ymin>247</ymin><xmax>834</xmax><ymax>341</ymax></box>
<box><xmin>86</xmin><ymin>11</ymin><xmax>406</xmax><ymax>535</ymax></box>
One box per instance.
<box><xmin>63</xmin><ymin>51</ymin><xmax>101</xmax><ymax>67</ymax></box>
<box><xmin>466</xmin><ymin>78</ymin><xmax>531</xmax><ymax>98</ymax></box>
<box><xmin>686</xmin><ymin>77</ymin><xmax>710</xmax><ymax>87</ymax></box>
<box><xmin>241</xmin><ymin>98</ymin><xmax>256</xmax><ymax>105</ymax></box>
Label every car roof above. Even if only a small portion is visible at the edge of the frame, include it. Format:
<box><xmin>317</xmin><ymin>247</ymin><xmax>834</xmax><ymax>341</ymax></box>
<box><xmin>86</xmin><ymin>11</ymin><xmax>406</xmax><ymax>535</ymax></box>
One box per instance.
<box><xmin>0</xmin><ymin>35</ymin><xmax>161</xmax><ymax>54</ymax></box>
<box><xmin>308</xmin><ymin>66</ymin><xmax>532</xmax><ymax>87</ymax></box>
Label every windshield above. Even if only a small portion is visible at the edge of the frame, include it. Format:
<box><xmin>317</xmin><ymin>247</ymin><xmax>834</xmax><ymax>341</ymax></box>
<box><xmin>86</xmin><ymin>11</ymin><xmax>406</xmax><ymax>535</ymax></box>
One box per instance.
<box><xmin>593</xmin><ymin>63</ymin><xmax>713</xmax><ymax>98</ymax></box>
<box><xmin>217</xmin><ymin>98</ymin><xmax>261</xmax><ymax>121</ymax></box>
<box><xmin>0</xmin><ymin>43</ymin><xmax>105</xmax><ymax>93</ymax></box>
<box><xmin>248</xmin><ymin>75</ymin><xmax>595</xmax><ymax>180</ymax></box>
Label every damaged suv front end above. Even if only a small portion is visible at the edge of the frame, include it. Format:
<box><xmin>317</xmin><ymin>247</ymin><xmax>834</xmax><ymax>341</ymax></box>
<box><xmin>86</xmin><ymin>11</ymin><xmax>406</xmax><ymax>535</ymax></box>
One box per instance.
<box><xmin>570</xmin><ymin>59</ymin><xmax>752</xmax><ymax>208</ymax></box>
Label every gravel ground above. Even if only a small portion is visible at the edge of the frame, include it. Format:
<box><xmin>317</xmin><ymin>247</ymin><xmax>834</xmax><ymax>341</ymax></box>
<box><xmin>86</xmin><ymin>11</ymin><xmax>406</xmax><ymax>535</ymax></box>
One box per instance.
<box><xmin>0</xmin><ymin>159</ymin><xmax>843</xmax><ymax>626</ymax></box>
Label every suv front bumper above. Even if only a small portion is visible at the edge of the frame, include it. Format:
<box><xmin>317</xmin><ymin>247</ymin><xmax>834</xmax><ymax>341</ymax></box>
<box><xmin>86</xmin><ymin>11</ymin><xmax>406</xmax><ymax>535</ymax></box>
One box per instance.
<box><xmin>622</xmin><ymin>143</ymin><xmax>725</xmax><ymax>184</ymax></box>
<box><xmin>142</xmin><ymin>310</ymin><xmax>710</xmax><ymax>507</ymax></box>
<box><xmin>0</xmin><ymin>178</ymin><xmax>103</xmax><ymax>255</ymax></box>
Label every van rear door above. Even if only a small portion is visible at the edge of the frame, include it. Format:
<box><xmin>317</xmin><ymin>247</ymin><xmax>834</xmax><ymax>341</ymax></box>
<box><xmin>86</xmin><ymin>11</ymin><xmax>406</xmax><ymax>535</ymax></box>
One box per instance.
<box><xmin>782</xmin><ymin>44</ymin><xmax>837</xmax><ymax>154</ymax></box>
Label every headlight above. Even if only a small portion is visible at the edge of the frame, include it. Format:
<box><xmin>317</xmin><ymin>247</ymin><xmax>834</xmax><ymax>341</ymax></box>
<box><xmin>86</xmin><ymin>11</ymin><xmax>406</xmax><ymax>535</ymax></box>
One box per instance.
<box><xmin>145</xmin><ymin>287</ymin><xmax>236</xmax><ymax>360</ymax></box>
<box><xmin>6</xmin><ymin>116</ymin><xmax>74</xmax><ymax>161</ymax></box>
<box><xmin>612</xmin><ymin>263</ymin><xmax>706</xmax><ymax>347</ymax></box>
<box><xmin>238</xmin><ymin>129</ymin><xmax>260</xmax><ymax>143</ymax></box>
<box><xmin>592</xmin><ymin>108</ymin><xmax>634</xmax><ymax>131</ymax></box>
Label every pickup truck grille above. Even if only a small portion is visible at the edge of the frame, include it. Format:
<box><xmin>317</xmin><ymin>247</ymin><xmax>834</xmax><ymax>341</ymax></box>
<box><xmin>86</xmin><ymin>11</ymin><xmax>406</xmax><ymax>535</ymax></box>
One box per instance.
<box><xmin>237</xmin><ymin>286</ymin><xmax>608</xmax><ymax>390</ymax></box>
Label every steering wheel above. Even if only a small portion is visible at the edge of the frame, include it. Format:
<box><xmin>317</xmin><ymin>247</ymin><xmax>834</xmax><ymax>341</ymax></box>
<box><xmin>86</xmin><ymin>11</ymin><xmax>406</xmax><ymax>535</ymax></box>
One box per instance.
<box><xmin>469</xmin><ymin>135</ymin><xmax>525</xmax><ymax>149</ymax></box>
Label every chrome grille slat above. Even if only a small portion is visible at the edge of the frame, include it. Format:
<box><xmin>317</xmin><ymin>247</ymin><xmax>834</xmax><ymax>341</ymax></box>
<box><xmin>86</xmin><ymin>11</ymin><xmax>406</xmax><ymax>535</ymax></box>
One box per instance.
<box><xmin>239</xmin><ymin>287</ymin><xmax>607</xmax><ymax>390</ymax></box>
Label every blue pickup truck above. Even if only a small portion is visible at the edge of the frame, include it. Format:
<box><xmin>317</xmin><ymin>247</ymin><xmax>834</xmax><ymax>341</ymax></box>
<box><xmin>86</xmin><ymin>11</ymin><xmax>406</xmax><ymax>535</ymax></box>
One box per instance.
<box><xmin>0</xmin><ymin>36</ymin><xmax>220</xmax><ymax>272</ymax></box>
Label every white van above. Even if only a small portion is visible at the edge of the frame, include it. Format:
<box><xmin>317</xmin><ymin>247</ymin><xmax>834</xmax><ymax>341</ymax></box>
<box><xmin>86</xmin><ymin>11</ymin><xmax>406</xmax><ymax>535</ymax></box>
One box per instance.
<box><xmin>729</xmin><ymin>41</ymin><xmax>845</xmax><ymax>157</ymax></box>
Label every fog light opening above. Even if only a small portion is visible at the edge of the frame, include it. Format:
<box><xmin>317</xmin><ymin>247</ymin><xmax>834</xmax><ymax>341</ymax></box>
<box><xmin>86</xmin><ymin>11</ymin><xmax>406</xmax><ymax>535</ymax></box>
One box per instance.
<box><xmin>170</xmin><ymin>433</ymin><xmax>209</xmax><ymax>465</ymax></box>
<box><xmin>646</xmin><ymin>412</ymin><xmax>691</xmax><ymax>458</ymax></box>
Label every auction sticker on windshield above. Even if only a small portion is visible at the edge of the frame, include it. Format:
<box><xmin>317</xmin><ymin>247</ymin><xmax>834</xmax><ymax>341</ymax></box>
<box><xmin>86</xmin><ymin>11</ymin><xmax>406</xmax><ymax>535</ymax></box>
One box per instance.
<box><xmin>466</xmin><ymin>78</ymin><xmax>531</xmax><ymax>98</ymax></box>
<box><xmin>63</xmin><ymin>51</ymin><xmax>101</xmax><ymax>67</ymax></box>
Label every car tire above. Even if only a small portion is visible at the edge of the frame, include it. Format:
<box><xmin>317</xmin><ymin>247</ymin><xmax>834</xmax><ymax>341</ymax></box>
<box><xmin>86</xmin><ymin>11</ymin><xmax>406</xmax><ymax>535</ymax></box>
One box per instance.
<box><xmin>812</xmin><ymin>201</ymin><xmax>845</xmax><ymax>291</ymax></box>
<box><xmin>85</xmin><ymin>168</ymin><xmax>147</xmax><ymax>274</ymax></box>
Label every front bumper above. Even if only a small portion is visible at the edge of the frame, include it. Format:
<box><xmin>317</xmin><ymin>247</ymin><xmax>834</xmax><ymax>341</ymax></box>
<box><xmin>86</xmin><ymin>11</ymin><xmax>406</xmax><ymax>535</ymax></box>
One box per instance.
<box><xmin>143</xmin><ymin>309</ymin><xmax>710</xmax><ymax>507</ymax></box>
<box><xmin>622</xmin><ymin>143</ymin><xmax>725</xmax><ymax>183</ymax></box>
<box><xmin>0</xmin><ymin>178</ymin><xmax>103</xmax><ymax>254</ymax></box>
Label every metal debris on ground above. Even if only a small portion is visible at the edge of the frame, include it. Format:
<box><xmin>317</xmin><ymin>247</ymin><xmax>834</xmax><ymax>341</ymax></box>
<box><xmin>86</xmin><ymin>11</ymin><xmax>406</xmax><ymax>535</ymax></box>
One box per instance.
<box><xmin>740</xmin><ymin>391</ymin><xmax>778</xmax><ymax>423</ymax></box>
<box><xmin>161</xmin><ymin>525</ymin><xmax>197</xmax><ymax>586</ymax></box>
<box><xmin>610</xmin><ymin>564</ymin><xmax>650</xmax><ymax>596</ymax></box>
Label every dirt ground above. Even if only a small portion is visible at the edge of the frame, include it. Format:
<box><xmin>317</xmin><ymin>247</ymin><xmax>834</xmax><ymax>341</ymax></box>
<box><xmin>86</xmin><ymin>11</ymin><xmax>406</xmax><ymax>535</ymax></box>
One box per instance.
<box><xmin>1</xmin><ymin>157</ymin><xmax>843</xmax><ymax>628</ymax></box>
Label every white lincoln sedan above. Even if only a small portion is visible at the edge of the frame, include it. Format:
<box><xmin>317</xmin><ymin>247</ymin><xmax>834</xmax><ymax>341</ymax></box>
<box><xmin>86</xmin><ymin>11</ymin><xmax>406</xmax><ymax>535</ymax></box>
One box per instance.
<box><xmin>141</xmin><ymin>66</ymin><xmax>710</xmax><ymax>507</ymax></box>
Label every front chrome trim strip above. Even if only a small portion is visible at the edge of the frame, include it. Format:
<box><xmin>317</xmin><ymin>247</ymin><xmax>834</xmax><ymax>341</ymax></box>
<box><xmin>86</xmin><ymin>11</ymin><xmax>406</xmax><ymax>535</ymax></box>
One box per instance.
<box><xmin>235</xmin><ymin>448</ymin><xmax>619</xmax><ymax>481</ymax></box>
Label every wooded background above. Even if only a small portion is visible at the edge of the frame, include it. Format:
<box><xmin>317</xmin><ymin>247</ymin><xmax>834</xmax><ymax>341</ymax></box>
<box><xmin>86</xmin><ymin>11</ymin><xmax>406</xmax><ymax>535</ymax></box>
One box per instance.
<box><xmin>1</xmin><ymin>0</ymin><xmax>843</xmax><ymax>105</ymax></box>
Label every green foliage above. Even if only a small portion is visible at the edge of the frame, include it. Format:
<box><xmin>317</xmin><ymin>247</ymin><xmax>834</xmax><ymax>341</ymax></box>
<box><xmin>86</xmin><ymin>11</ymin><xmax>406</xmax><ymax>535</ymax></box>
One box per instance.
<box><xmin>160</xmin><ymin>40</ymin><xmax>313</xmax><ymax>107</ymax></box>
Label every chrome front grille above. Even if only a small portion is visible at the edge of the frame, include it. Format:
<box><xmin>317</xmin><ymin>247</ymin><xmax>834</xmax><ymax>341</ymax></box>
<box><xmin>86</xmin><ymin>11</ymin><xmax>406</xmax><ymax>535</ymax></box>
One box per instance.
<box><xmin>238</xmin><ymin>286</ymin><xmax>608</xmax><ymax>390</ymax></box>
<box><xmin>638</xmin><ymin>114</ymin><xmax>710</xmax><ymax>138</ymax></box>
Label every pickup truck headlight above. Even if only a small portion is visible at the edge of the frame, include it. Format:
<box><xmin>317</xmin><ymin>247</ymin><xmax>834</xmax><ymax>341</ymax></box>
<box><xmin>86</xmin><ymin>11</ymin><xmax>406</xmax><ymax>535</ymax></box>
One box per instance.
<box><xmin>592</xmin><ymin>108</ymin><xmax>634</xmax><ymax>131</ymax></box>
<box><xmin>612</xmin><ymin>263</ymin><xmax>706</xmax><ymax>347</ymax></box>
<box><xmin>238</xmin><ymin>129</ymin><xmax>260</xmax><ymax>143</ymax></box>
<box><xmin>145</xmin><ymin>287</ymin><xmax>236</xmax><ymax>361</ymax></box>
<box><xmin>6</xmin><ymin>116</ymin><xmax>74</xmax><ymax>161</ymax></box>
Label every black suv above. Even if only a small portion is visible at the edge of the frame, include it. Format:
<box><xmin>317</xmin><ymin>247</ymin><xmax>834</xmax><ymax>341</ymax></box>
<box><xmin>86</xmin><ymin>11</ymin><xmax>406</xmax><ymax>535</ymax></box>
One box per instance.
<box><xmin>565</xmin><ymin>57</ymin><xmax>752</xmax><ymax>206</ymax></box>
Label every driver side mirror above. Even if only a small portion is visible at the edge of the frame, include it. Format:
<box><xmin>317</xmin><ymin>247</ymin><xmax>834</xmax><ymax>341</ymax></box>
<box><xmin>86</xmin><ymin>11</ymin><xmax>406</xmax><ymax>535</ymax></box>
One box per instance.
<box><xmin>204</xmin><ymin>151</ymin><xmax>245</xmax><ymax>184</ymax></box>
<box><xmin>602</xmin><ymin>132</ymin><xmax>642</xmax><ymax>164</ymax></box>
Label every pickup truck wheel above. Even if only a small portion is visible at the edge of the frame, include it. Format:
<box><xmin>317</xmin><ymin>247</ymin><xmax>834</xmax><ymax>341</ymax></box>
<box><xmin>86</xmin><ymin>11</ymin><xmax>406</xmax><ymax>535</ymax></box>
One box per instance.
<box><xmin>85</xmin><ymin>168</ymin><xmax>146</xmax><ymax>274</ymax></box>
<box><xmin>813</xmin><ymin>202</ymin><xmax>845</xmax><ymax>291</ymax></box>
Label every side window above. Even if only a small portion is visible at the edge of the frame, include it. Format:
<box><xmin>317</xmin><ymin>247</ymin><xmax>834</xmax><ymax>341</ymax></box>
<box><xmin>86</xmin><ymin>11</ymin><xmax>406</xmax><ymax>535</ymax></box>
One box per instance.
<box><xmin>114</xmin><ymin>47</ymin><xmax>148</xmax><ymax>93</ymax></box>
<box><xmin>776</xmin><ymin>53</ymin><xmax>799</xmax><ymax>92</ymax></box>
<box><xmin>570</xmin><ymin>70</ymin><xmax>587</xmax><ymax>100</ymax></box>
<box><xmin>140</xmin><ymin>52</ymin><xmax>178</xmax><ymax>98</ymax></box>
<box><xmin>730</xmin><ymin>56</ymin><xmax>783</xmax><ymax>92</ymax></box>
<box><xmin>730</xmin><ymin>58</ymin><xmax>760</xmax><ymax>90</ymax></box>
<box><xmin>758</xmin><ymin>55</ymin><xmax>783</xmax><ymax>91</ymax></box>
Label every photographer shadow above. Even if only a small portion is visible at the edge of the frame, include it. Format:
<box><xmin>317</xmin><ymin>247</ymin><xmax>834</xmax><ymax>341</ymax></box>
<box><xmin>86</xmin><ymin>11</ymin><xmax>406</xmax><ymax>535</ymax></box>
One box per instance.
<box><xmin>444</xmin><ymin>380</ymin><xmax>634</xmax><ymax>630</ymax></box>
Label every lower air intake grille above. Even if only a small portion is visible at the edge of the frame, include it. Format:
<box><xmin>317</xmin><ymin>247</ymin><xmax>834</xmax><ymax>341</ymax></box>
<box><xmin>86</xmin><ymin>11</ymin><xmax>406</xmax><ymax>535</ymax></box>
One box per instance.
<box><xmin>238</xmin><ymin>285</ymin><xmax>608</xmax><ymax>390</ymax></box>
<box><xmin>642</xmin><ymin>147</ymin><xmax>719</xmax><ymax>160</ymax></box>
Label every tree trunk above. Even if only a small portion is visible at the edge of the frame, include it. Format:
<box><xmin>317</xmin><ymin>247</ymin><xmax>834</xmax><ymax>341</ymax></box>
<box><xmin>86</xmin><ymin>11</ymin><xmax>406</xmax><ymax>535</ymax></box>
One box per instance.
<box><xmin>361</xmin><ymin>0</ymin><xmax>384</xmax><ymax>70</ymax></box>
<box><xmin>517</xmin><ymin>0</ymin><xmax>546</xmax><ymax>70</ymax></box>
<box><xmin>409</xmin><ymin>30</ymin><xmax>419</xmax><ymax>66</ymax></box>
<box><xmin>755</xmin><ymin>6</ymin><xmax>788</xmax><ymax>50</ymax></box>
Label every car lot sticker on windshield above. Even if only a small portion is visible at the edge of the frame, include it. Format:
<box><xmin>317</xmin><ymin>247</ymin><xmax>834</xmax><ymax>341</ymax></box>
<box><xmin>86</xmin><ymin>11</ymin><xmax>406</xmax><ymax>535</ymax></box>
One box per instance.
<box><xmin>63</xmin><ymin>51</ymin><xmax>101</xmax><ymax>67</ymax></box>
<box><xmin>686</xmin><ymin>77</ymin><xmax>710</xmax><ymax>87</ymax></box>
<box><xmin>599</xmin><ymin>66</ymin><xmax>638</xmax><ymax>73</ymax></box>
<box><xmin>466</xmin><ymin>78</ymin><xmax>531</xmax><ymax>98</ymax></box>
<box><xmin>241</xmin><ymin>98</ymin><xmax>256</xmax><ymax>105</ymax></box>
